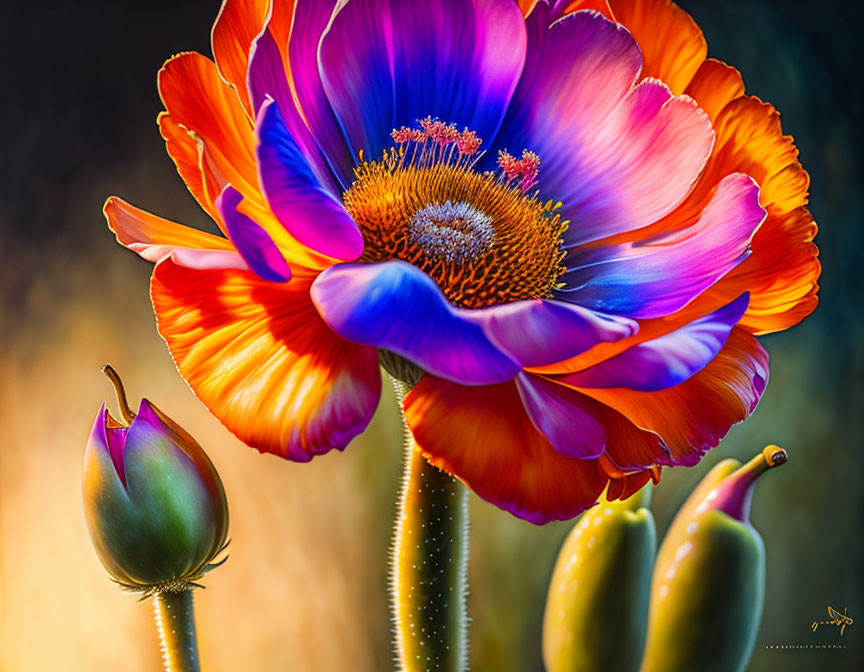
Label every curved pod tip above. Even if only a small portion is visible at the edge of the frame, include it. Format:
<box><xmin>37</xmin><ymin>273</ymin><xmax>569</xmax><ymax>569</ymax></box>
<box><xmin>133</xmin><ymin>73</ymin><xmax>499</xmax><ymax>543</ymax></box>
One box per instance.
<box><xmin>702</xmin><ymin>445</ymin><xmax>788</xmax><ymax>524</ymax></box>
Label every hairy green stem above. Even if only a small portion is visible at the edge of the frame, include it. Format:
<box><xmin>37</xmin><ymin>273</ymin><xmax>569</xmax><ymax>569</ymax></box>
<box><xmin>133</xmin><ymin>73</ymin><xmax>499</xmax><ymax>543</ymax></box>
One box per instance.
<box><xmin>391</xmin><ymin>379</ymin><xmax>470</xmax><ymax>672</ymax></box>
<box><xmin>153</xmin><ymin>589</ymin><xmax>200</xmax><ymax>672</ymax></box>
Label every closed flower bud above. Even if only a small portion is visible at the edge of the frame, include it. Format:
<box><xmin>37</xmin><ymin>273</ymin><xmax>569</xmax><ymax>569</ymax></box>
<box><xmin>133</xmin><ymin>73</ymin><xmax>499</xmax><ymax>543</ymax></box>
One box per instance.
<box><xmin>83</xmin><ymin>366</ymin><xmax>229</xmax><ymax>593</ymax></box>
<box><xmin>543</xmin><ymin>486</ymin><xmax>656</xmax><ymax>672</ymax></box>
<box><xmin>640</xmin><ymin>446</ymin><xmax>787</xmax><ymax>672</ymax></box>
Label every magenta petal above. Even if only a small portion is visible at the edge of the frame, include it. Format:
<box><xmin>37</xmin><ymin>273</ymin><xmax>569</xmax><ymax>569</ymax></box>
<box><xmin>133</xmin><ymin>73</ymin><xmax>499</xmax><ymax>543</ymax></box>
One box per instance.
<box><xmin>561</xmin><ymin>293</ymin><xmax>751</xmax><ymax>391</ymax></box>
<box><xmin>515</xmin><ymin>373</ymin><xmax>605</xmax><ymax>459</ymax></box>
<box><xmin>248</xmin><ymin>28</ymin><xmax>343</xmax><ymax>194</ymax></box>
<box><xmin>215</xmin><ymin>186</ymin><xmax>292</xmax><ymax>283</ymax></box>
<box><xmin>248</xmin><ymin>30</ymin><xmax>293</xmax><ymax>118</ymax></box>
<box><xmin>310</xmin><ymin>261</ymin><xmax>522</xmax><ymax>385</ymax></box>
<box><xmin>460</xmin><ymin>299</ymin><xmax>638</xmax><ymax>368</ymax></box>
<box><xmin>319</xmin><ymin>0</ymin><xmax>526</xmax><ymax>160</ymax></box>
<box><xmin>256</xmin><ymin>100</ymin><xmax>364</xmax><ymax>262</ymax></box>
<box><xmin>558</xmin><ymin>174</ymin><xmax>766</xmax><ymax>318</ymax></box>
<box><xmin>285</xmin><ymin>0</ymin><xmax>356</xmax><ymax>187</ymax></box>
<box><xmin>89</xmin><ymin>403</ymin><xmax>129</xmax><ymax>487</ymax></box>
<box><xmin>492</xmin><ymin>8</ymin><xmax>713</xmax><ymax>247</ymax></box>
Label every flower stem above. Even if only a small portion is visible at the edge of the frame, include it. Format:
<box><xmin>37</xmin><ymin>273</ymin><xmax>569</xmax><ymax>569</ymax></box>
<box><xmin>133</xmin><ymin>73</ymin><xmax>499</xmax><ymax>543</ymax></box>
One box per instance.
<box><xmin>153</xmin><ymin>589</ymin><xmax>201</xmax><ymax>672</ymax></box>
<box><xmin>391</xmin><ymin>379</ymin><xmax>470</xmax><ymax>672</ymax></box>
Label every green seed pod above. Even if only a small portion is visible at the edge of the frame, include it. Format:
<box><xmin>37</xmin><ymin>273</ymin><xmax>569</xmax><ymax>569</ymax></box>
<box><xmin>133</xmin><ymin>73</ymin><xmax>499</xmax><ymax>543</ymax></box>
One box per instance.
<box><xmin>83</xmin><ymin>366</ymin><xmax>229</xmax><ymax>594</ymax></box>
<box><xmin>543</xmin><ymin>486</ymin><xmax>656</xmax><ymax>672</ymax></box>
<box><xmin>640</xmin><ymin>446</ymin><xmax>787</xmax><ymax>672</ymax></box>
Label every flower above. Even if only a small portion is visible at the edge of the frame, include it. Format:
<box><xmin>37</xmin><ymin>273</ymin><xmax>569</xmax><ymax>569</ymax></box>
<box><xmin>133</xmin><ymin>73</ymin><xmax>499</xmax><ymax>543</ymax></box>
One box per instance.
<box><xmin>105</xmin><ymin>0</ymin><xmax>819</xmax><ymax>523</ymax></box>
<box><xmin>83</xmin><ymin>366</ymin><xmax>229</xmax><ymax>591</ymax></box>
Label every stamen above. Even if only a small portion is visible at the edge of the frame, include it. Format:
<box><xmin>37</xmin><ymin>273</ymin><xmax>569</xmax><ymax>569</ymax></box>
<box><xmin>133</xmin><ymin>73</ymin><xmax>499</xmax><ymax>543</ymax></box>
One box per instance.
<box><xmin>497</xmin><ymin>150</ymin><xmax>541</xmax><ymax>193</ymax></box>
<box><xmin>456</xmin><ymin>129</ymin><xmax>482</xmax><ymax>157</ymax></box>
<box><xmin>518</xmin><ymin>150</ymin><xmax>541</xmax><ymax>193</ymax></box>
<box><xmin>497</xmin><ymin>150</ymin><xmax>521</xmax><ymax>182</ymax></box>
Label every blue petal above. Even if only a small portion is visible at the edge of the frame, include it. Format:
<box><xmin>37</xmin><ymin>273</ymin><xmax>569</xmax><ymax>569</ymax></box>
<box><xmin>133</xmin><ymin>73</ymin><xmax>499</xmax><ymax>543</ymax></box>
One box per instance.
<box><xmin>318</xmin><ymin>0</ymin><xmax>527</xmax><ymax>161</ymax></box>
<box><xmin>461</xmin><ymin>299</ymin><xmax>638</xmax><ymax>368</ymax></box>
<box><xmin>310</xmin><ymin>261</ymin><xmax>522</xmax><ymax>385</ymax></box>
<box><xmin>560</xmin><ymin>293</ymin><xmax>750</xmax><ymax>391</ymax></box>
<box><xmin>216</xmin><ymin>186</ymin><xmax>292</xmax><ymax>283</ymax></box>
<box><xmin>256</xmin><ymin>100</ymin><xmax>364</xmax><ymax>261</ymax></box>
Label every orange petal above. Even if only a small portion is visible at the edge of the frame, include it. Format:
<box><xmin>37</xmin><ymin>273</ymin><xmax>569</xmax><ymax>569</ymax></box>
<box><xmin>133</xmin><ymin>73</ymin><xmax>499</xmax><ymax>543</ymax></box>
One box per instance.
<box><xmin>607</xmin><ymin>0</ymin><xmax>707</xmax><ymax>95</ymax></box>
<box><xmin>403</xmin><ymin>377</ymin><xmax>607</xmax><ymax>524</ymax></box>
<box><xmin>557</xmin><ymin>0</ymin><xmax>614</xmax><ymax>17</ymax></box>
<box><xmin>104</xmin><ymin>197</ymin><xmax>251</xmax><ymax>271</ymax></box>
<box><xmin>600</xmin><ymin>456</ymin><xmax>658</xmax><ymax>501</ymax></box>
<box><xmin>158</xmin><ymin>52</ymin><xmax>262</xmax><ymax>206</ymax></box>
<box><xmin>684</xmin><ymin>58</ymin><xmax>745</xmax><ymax>122</ymax></box>
<box><xmin>685</xmin><ymin>96</ymin><xmax>819</xmax><ymax>333</ymax></box>
<box><xmin>211</xmin><ymin>0</ymin><xmax>272</xmax><ymax>115</ymax></box>
<box><xmin>135</xmin><ymin>113</ymin><xmax>329</xmax><ymax>272</ymax></box>
<box><xmin>158</xmin><ymin>112</ymin><xmax>221</xmax><ymax>221</ymax></box>
<box><xmin>574</xmin><ymin>327</ymin><xmax>768</xmax><ymax>466</ymax></box>
<box><xmin>518</xmin><ymin>1</ymin><xmax>612</xmax><ymax>19</ymax></box>
<box><xmin>517</xmin><ymin>0</ymin><xmax>540</xmax><ymax>16</ymax></box>
<box><xmin>150</xmin><ymin>259</ymin><xmax>381</xmax><ymax>460</ymax></box>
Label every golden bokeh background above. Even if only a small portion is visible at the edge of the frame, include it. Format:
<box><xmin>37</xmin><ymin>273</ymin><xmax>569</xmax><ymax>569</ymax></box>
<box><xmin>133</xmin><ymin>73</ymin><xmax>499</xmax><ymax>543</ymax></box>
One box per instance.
<box><xmin>1</xmin><ymin>1</ymin><xmax>861</xmax><ymax>670</ymax></box>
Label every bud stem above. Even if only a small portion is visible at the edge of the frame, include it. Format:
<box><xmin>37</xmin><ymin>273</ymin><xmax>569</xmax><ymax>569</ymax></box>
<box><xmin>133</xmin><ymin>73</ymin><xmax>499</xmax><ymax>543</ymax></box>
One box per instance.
<box><xmin>101</xmin><ymin>364</ymin><xmax>136</xmax><ymax>425</ymax></box>
<box><xmin>390</xmin><ymin>378</ymin><xmax>469</xmax><ymax>671</ymax></box>
<box><xmin>153</xmin><ymin>589</ymin><xmax>200</xmax><ymax>672</ymax></box>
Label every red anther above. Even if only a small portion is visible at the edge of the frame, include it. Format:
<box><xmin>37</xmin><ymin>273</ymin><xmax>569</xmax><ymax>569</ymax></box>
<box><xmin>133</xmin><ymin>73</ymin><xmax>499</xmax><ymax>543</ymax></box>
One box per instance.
<box><xmin>497</xmin><ymin>150</ymin><xmax>521</xmax><ymax>182</ymax></box>
<box><xmin>420</xmin><ymin>117</ymin><xmax>445</xmax><ymax>141</ymax></box>
<box><xmin>391</xmin><ymin>127</ymin><xmax>415</xmax><ymax>143</ymax></box>
<box><xmin>421</xmin><ymin>119</ymin><xmax>453</xmax><ymax>147</ymax></box>
<box><xmin>456</xmin><ymin>129</ymin><xmax>482</xmax><ymax>156</ymax></box>
<box><xmin>517</xmin><ymin>150</ymin><xmax>540</xmax><ymax>192</ymax></box>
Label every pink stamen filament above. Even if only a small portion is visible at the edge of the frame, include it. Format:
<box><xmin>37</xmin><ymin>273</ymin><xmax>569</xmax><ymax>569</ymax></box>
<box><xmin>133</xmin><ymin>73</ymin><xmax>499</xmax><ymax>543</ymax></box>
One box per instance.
<box><xmin>387</xmin><ymin>119</ymin><xmax>539</xmax><ymax>194</ymax></box>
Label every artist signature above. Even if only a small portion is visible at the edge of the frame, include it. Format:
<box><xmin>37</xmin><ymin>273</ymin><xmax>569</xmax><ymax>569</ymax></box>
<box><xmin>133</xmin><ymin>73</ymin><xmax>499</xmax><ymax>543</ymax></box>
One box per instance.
<box><xmin>812</xmin><ymin>606</ymin><xmax>853</xmax><ymax>637</ymax></box>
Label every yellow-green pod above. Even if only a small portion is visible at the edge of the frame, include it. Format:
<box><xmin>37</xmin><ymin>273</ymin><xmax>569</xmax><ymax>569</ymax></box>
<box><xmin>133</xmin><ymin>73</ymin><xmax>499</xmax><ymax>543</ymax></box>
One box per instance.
<box><xmin>543</xmin><ymin>486</ymin><xmax>656</xmax><ymax>672</ymax></box>
<box><xmin>640</xmin><ymin>446</ymin><xmax>787</xmax><ymax>672</ymax></box>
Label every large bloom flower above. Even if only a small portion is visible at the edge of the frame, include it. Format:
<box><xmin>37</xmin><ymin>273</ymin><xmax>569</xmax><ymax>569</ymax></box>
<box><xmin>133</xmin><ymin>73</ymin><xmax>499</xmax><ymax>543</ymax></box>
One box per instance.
<box><xmin>106</xmin><ymin>0</ymin><xmax>819</xmax><ymax>523</ymax></box>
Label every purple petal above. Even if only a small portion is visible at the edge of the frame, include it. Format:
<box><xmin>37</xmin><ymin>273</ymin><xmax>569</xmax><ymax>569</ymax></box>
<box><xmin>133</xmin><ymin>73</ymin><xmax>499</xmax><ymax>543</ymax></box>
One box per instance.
<box><xmin>318</xmin><ymin>0</ymin><xmax>526</xmax><ymax>160</ymax></box>
<box><xmin>557</xmin><ymin>174</ymin><xmax>766</xmax><ymax>318</ymax></box>
<box><xmin>515</xmin><ymin>373</ymin><xmax>606</xmax><ymax>459</ymax></box>
<box><xmin>560</xmin><ymin>293</ymin><xmax>750</xmax><ymax>391</ymax></box>
<box><xmin>85</xmin><ymin>403</ymin><xmax>130</xmax><ymax>489</ymax></box>
<box><xmin>460</xmin><ymin>299</ymin><xmax>638</xmax><ymax>368</ymax></box>
<box><xmin>256</xmin><ymin>100</ymin><xmax>364</xmax><ymax>262</ymax></box>
<box><xmin>490</xmin><ymin>8</ymin><xmax>713</xmax><ymax>247</ymax></box>
<box><xmin>286</xmin><ymin>0</ymin><xmax>356</xmax><ymax>187</ymax></box>
<box><xmin>310</xmin><ymin>261</ymin><xmax>521</xmax><ymax>385</ymax></box>
<box><xmin>216</xmin><ymin>186</ymin><xmax>292</xmax><ymax>282</ymax></box>
<box><xmin>248</xmin><ymin>26</ymin><xmax>346</xmax><ymax>193</ymax></box>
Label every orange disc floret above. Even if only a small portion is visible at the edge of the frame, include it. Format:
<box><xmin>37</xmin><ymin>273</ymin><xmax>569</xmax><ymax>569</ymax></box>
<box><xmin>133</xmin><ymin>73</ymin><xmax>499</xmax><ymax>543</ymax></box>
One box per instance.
<box><xmin>344</xmin><ymin>149</ymin><xmax>567</xmax><ymax>309</ymax></box>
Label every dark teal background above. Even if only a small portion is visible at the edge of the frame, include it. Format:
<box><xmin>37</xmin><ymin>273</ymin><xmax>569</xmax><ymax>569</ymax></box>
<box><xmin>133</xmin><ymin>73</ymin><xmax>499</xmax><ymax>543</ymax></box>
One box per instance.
<box><xmin>1</xmin><ymin>1</ymin><xmax>860</xmax><ymax>670</ymax></box>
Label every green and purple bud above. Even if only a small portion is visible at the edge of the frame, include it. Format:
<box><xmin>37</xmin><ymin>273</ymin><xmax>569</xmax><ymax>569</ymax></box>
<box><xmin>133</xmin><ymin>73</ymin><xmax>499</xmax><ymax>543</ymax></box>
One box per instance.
<box><xmin>83</xmin><ymin>366</ymin><xmax>229</xmax><ymax>593</ymax></box>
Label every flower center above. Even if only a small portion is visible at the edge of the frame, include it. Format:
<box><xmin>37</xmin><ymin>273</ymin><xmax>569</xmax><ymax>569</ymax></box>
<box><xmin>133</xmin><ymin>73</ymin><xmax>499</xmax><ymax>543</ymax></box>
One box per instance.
<box><xmin>409</xmin><ymin>201</ymin><xmax>494</xmax><ymax>263</ymax></box>
<box><xmin>342</xmin><ymin>119</ymin><xmax>568</xmax><ymax>309</ymax></box>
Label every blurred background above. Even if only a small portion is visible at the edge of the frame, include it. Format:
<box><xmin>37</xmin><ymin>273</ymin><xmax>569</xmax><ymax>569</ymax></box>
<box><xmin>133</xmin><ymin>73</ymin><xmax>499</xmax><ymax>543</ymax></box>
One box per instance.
<box><xmin>1</xmin><ymin>0</ymin><xmax>861</xmax><ymax>670</ymax></box>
